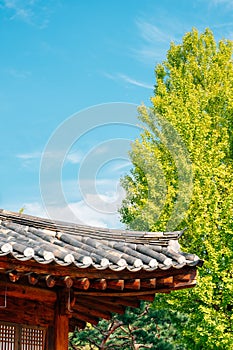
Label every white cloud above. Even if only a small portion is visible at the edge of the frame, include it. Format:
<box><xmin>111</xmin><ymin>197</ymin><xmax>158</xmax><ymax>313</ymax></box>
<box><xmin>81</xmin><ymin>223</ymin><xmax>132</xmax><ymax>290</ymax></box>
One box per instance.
<box><xmin>118</xmin><ymin>74</ymin><xmax>154</xmax><ymax>89</ymax></box>
<box><xmin>210</xmin><ymin>0</ymin><xmax>233</xmax><ymax>6</ymax></box>
<box><xmin>36</xmin><ymin>172</ymin><xmax>127</xmax><ymax>227</ymax></box>
<box><xmin>1</xmin><ymin>0</ymin><xmax>51</xmax><ymax>28</ymax></box>
<box><xmin>66</xmin><ymin>150</ymin><xmax>83</xmax><ymax>164</ymax></box>
<box><xmin>17</xmin><ymin>149</ymin><xmax>83</xmax><ymax>165</ymax></box>
<box><xmin>7</xmin><ymin>68</ymin><xmax>31</xmax><ymax>79</ymax></box>
<box><xmin>68</xmin><ymin>196</ymin><xmax>124</xmax><ymax>228</ymax></box>
<box><xmin>104</xmin><ymin>72</ymin><xmax>153</xmax><ymax>90</ymax></box>
<box><xmin>106</xmin><ymin>160</ymin><xmax>132</xmax><ymax>173</ymax></box>
<box><xmin>61</xmin><ymin>177</ymin><xmax>125</xmax><ymax>203</ymax></box>
<box><xmin>22</xmin><ymin>202</ymin><xmax>47</xmax><ymax>218</ymax></box>
<box><xmin>21</xmin><ymin>195</ymin><xmax>124</xmax><ymax>229</ymax></box>
<box><xmin>16</xmin><ymin>151</ymin><xmax>42</xmax><ymax>170</ymax></box>
<box><xmin>136</xmin><ymin>19</ymin><xmax>172</xmax><ymax>44</ymax></box>
<box><xmin>17</xmin><ymin>151</ymin><xmax>41</xmax><ymax>160</ymax></box>
<box><xmin>2</xmin><ymin>0</ymin><xmax>32</xmax><ymax>21</ymax></box>
<box><xmin>133</xmin><ymin>17</ymin><xmax>182</xmax><ymax>64</ymax></box>
<box><xmin>132</xmin><ymin>47</ymin><xmax>167</xmax><ymax>62</ymax></box>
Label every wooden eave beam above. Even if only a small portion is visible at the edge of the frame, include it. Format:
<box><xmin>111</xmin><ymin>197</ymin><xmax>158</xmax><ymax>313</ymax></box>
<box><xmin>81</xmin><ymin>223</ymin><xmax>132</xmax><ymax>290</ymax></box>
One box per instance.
<box><xmin>73</xmin><ymin>304</ymin><xmax>112</xmax><ymax>320</ymax></box>
<box><xmin>107</xmin><ymin>279</ymin><xmax>124</xmax><ymax>290</ymax></box>
<box><xmin>78</xmin><ymin>295</ymin><xmax>140</xmax><ymax>308</ymax></box>
<box><xmin>89</xmin><ymin>278</ymin><xmax>107</xmax><ymax>290</ymax></box>
<box><xmin>71</xmin><ymin>310</ymin><xmax>99</xmax><ymax>325</ymax></box>
<box><xmin>0</xmin><ymin>256</ymin><xmax>198</xmax><ymax>280</ymax></box>
<box><xmin>140</xmin><ymin>278</ymin><xmax>156</xmax><ymax>289</ymax></box>
<box><xmin>8</xmin><ymin>270</ymin><xmax>20</xmax><ymax>282</ymax></box>
<box><xmin>69</xmin><ymin>318</ymin><xmax>86</xmax><ymax>331</ymax></box>
<box><xmin>64</xmin><ymin>276</ymin><xmax>73</xmax><ymax>288</ymax></box>
<box><xmin>156</xmin><ymin>276</ymin><xmax>173</xmax><ymax>287</ymax></box>
<box><xmin>27</xmin><ymin>272</ymin><xmax>39</xmax><ymax>285</ymax></box>
<box><xmin>73</xmin><ymin>278</ymin><xmax>90</xmax><ymax>290</ymax></box>
<box><xmin>124</xmin><ymin>279</ymin><xmax>140</xmax><ymax>290</ymax></box>
<box><xmin>0</xmin><ymin>280</ymin><xmax>56</xmax><ymax>303</ymax></box>
<box><xmin>76</xmin><ymin>296</ymin><xmax>125</xmax><ymax>315</ymax></box>
<box><xmin>45</xmin><ymin>275</ymin><xmax>56</xmax><ymax>288</ymax></box>
<box><xmin>74</xmin><ymin>278</ymin><xmax>196</xmax><ymax>297</ymax></box>
<box><xmin>0</xmin><ymin>297</ymin><xmax>54</xmax><ymax>326</ymax></box>
<box><xmin>103</xmin><ymin>296</ymin><xmax>140</xmax><ymax>308</ymax></box>
<box><xmin>136</xmin><ymin>295</ymin><xmax>155</xmax><ymax>301</ymax></box>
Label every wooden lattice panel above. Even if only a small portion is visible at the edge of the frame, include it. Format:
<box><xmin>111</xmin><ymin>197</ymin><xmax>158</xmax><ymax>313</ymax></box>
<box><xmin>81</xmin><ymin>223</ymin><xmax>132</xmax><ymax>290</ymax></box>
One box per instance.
<box><xmin>0</xmin><ymin>322</ymin><xmax>45</xmax><ymax>350</ymax></box>
<box><xmin>0</xmin><ymin>323</ymin><xmax>16</xmax><ymax>349</ymax></box>
<box><xmin>21</xmin><ymin>327</ymin><xmax>45</xmax><ymax>349</ymax></box>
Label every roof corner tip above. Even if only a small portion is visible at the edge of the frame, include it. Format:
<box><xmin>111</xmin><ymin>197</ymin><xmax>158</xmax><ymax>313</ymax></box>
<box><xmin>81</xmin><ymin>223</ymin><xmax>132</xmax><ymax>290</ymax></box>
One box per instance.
<box><xmin>178</xmin><ymin>227</ymin><xmax>187</xmax><ymax>238</ymax></box>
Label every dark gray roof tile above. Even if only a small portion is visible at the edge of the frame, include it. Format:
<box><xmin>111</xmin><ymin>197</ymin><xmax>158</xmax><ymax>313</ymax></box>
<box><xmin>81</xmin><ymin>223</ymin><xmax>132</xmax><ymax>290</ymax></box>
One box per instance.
<box><xmin>0</xmin><ymin>210</ymin><xmax>203</xmax><ymax>271</ymax></box>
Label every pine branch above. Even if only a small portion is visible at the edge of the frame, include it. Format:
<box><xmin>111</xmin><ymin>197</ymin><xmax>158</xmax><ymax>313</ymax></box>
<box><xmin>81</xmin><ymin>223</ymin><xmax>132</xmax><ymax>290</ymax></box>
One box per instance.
<box><xmin>99</xmin><ymin>320</ymin><xmax>123</xmax><ymax>349</ymax></box>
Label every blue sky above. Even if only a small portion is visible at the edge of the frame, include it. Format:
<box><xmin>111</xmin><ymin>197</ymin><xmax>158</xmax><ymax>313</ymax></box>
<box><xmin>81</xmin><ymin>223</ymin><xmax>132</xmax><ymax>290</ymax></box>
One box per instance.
<box><xmin>0</xmin><ymin>0</ymin><xmax>233</xmax><ymax>227</ymax></box>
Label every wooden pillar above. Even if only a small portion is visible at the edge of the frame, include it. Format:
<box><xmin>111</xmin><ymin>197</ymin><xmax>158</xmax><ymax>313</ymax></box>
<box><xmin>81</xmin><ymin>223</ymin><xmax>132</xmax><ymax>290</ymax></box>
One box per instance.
<box><xmin>54</xmin><ymin>312</ymin><xmax>69</xmax><ymax>350</ymax></box>
<box><xmin>47</xmin><ymin>309</ymin><xmax>69</xmax><ymax>350</ymax></box>
<box><xmin>48</xmin><ymin>289</ymin><xmax>72</xmax><ymax>350</ymax></box>
<box><xmin>47</xmin><ymin>325</ymin><xmax>55</xmax><ymax>350</ymax></box>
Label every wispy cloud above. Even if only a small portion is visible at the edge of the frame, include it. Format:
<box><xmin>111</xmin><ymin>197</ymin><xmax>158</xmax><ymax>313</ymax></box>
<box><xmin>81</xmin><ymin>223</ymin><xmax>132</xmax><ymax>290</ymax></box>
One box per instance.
<box><xmin>7</xmin><ymin>68</ymin><xmax>31</xmax><ymax>79</ymax></box>
<box><xmin>108</xmin><ymin>160</ymin><xmax>132</xmax><ymax>173</ymax></box>
<box><xmin>118</xmin><ymin>74</ymin><xmax>154</xmax><ymax>89</ymax></box>
<box><xmin>17</xmin><ymin>151</ymin><xmax>41</xmax><ymax>160</ymax></box>
<box><xmin>22</xmin><ymin>202</ymin><xmax>47</xmax><ymax>218</ymax></box>
<box><xmin>16</xmin><ymin>151</ymin><xmax>42</xmax><ymax>170</ymax></box>
<box><xmin>2</xmin><ymin>0</ymin><xmax>33</xmax><ymax>22</ymax></box>
<box><xmin>66</xmin><ymin>150</ymin><xmax>83</xmax><ymax>164</ymax></box>
<box><xmin>133</xmin><ymin>18</ymin><xmax>176</xmax><ymax>64</ymax></box>
<box><xmin>210</xmin><ymin>0</ymin><xmax>233</xmax><ymax>6</ymax></box>
<box><xmin>18</xmin><ymin>150</ymin><xmax>82</xmax><ymax>164</ymax></box>
<box><xmin>136</xmin><ymin>19</ymin><xmax>173</xmax><ymax>44</ymax></box>
<box><xmin>0</xmin><ymin>0</ymin><xmax>52</xmax><ymax>28</ymax></box>
<box><xmin>21</xmin><ymin>198</ymin><xmax>124</xmax><ymax>228</ymax></box>
<box><xmin>104</xmin><ymin>72</ymin><xmax>153</xmax><ymax>90</ymax></box>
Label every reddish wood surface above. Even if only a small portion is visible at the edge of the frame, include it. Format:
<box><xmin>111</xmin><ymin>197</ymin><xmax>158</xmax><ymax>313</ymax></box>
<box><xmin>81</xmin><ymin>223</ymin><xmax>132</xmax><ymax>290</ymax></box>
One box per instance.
<box><xmin>71</xmin><ymin>310</ymin><xmax>99</xmax><ymax>325</ymax></box>
<box><xmin>73</xmin><ymin>277</ymin><xmax>90</xmax><ymax>290</ymax></box>
<box><xmin>124</xmin><ymin>279</ymin><xmax>140</xmax><ymax>290</ymax></box>
<box><xmin>0</xmin><ymin>297</ymin><xmax>54</xmax><ymax>326</ymax></box>
<box><xmin>73</xmin><ymin>303</ymin><xmax>112</xmax><ymax>320</ymax></box>
<box><xmin>54</xmin><ymin>312</ymin><xmax>69</xmax><ymax>350</ymax></box>
<box><xmin>0</xmin><ymin>256</ymin><xmax>197</xmax><ymax>280</ymax></box>
<box><xmin>90</xmin><ymin>278</ymin><xmax>107</xmax><ymax>290</ymax></box>
<box><xmin>157</xmin><ymin>276</ymin><xmax>174</xmax><ymax>287</ymax></box>
<box><xmin>0</xmin><ymin>253</ymin><xmax>198</xmax><ymax>330</ymax></box>
<box><xmin>45</xmin><ymin>275</ymin><xmax>56</xmax><ymax>288</ymax></box>
<box><xmin>77</xmin><ymin>296</ymin><xmax>125</xmax><ymax>314</ymax></box>
<box><xmin>141</xmin><ymin>278</ymin><xmax>156</xmax><ymax>289</ymax></box>
<box><xmin>28</xmin><ymin>273</ymin><xmax>39</xmax><ymax>285</ymax></box>
<box><xmin>107</xmin><ymin>279</ymin><xmax>124</xmax><ymax>290</ymax></box>
<box><xmin>0</xmin><ymin>281</ymin><xmax>56</xmax><ymax>303</ymax></box>
<box><xmin>69</xmin><ymin>318</ymin><xmax>86</xmax><ymax>331</ymax></box>
<box><xmin>8</xmin><ymin>271</ymin><xmax>19</xmax><ymax>282</ymax></box>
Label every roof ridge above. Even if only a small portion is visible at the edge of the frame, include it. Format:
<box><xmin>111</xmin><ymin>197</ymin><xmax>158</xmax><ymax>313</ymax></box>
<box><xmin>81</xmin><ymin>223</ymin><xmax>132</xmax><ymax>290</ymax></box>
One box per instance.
<box><xmin>0</xmin><ymin>209</ymin><xmax>185</xmax><ymax>242</ymax></box>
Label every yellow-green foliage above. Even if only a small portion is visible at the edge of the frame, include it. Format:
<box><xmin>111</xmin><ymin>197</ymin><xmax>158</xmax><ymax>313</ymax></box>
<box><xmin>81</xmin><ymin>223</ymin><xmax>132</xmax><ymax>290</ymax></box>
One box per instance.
<box><xmin>120</xmin><ymin>28</ymin><xmax>233</xmax><ymax>349</ymax></box>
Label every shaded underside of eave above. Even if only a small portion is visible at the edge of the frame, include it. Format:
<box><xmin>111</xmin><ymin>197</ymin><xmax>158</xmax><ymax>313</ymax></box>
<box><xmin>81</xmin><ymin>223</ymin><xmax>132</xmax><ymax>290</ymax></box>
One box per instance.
<box><xmin>0</xmin><ymin>254</ymin><xmax>202</xmax><ymax>279</ymax></box>
<box><xmin>0</xmin><ymin>255</ymin><xmax>198</xmax><ymax>302</ymax></box>
<box><xmin>69</xmin><ymin>278</ymin><xmax>198</xmax><ymax>330</ymax></box>
<box><xmin>0</xmin><ymin>262</ymin><xmax>198</xmax><ymax>330</ymax></box>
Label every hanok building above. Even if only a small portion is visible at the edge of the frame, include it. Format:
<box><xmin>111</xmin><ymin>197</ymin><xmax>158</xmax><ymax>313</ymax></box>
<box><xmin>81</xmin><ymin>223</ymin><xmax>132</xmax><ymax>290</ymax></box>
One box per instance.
<box><xmin>0</xmin><ymin>209</ymin><xmax>203</xmax><ymax>349</ymax></box>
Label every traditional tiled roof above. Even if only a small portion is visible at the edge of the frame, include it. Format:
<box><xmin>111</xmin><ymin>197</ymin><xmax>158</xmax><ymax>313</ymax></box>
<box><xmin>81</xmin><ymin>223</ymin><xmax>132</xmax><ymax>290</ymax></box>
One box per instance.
<box><xmin>0</xmin><ymin>209</ymin><xmax>203</xmax><ymax>329</ymax></box>
<box><xmin>0</xmin><ymin>209</ymin><xmax>202</xmax><ymax>272</ymax></box>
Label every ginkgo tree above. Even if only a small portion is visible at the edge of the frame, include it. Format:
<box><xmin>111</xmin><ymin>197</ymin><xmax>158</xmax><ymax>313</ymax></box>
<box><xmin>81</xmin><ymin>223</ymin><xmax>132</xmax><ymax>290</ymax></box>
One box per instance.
<box><xmin>120</xmin><ymin>28</ymin><xmax>233</xmax><ymax>349</ymax></box>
